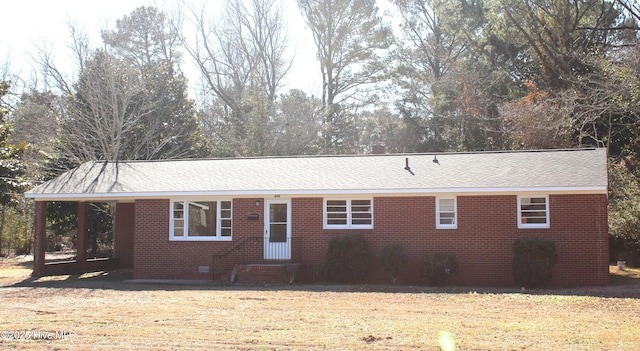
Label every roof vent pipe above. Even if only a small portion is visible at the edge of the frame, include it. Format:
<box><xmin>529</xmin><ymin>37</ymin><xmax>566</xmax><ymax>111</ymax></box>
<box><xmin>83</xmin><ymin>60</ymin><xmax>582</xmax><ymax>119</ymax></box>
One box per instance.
<box><xmin>405</xmin><ymin>157</ymin><xmax>414</xmax><ymax>175</ymax></box>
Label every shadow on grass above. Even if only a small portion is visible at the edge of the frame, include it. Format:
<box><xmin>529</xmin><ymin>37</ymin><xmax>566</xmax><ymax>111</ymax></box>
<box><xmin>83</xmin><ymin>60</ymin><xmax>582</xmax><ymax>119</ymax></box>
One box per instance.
<box><xmin>5</xmin><ymin>266</ymin><xmax>640</xmax><ymax>299</ymax></box>
<box><xmin>1</xmin><ymin>254</ymin><xmax>77</xmax><ymax>269</ymax></box>
<box><xmin>6</xmin><ymin>259</ymin><xmax>37</xmax><ymax>269</ymax></box>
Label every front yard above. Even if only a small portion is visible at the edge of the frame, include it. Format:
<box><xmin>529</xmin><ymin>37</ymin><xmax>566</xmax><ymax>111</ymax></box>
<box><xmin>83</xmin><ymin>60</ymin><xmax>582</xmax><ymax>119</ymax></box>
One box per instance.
<box><xmin>1</xmin><ymin>256</ymin><xmax>639</xmax><ymax>350</ymax></box>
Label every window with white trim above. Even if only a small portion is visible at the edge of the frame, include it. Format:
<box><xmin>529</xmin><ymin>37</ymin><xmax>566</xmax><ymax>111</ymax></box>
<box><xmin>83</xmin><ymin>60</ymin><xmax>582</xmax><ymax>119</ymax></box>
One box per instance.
<box><xmin>518</xmin><ymin>196</ymin><xmax>549</xmax><ymax>228</ymax></box>
<box><xmin>436</xmin><ymin>197</ymin><xmax>457</xmax><ymax>229</ymax></box>
<box><xmin>324</xmin><ymin>199</ymin><xmax>373</xmax><ymax>229</ymax></box>
<box><xmin>171</xmin><ymin>200</ymin><xmax>232</xmax><ymax>240</ymax></box>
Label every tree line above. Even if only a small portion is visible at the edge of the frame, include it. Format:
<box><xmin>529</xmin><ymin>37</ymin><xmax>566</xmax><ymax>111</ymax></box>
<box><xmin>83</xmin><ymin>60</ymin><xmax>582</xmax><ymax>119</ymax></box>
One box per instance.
<box><xmin>0</xmin><ymin>0</ymin><xmax>639</xmax><ymax>262</ymax></box>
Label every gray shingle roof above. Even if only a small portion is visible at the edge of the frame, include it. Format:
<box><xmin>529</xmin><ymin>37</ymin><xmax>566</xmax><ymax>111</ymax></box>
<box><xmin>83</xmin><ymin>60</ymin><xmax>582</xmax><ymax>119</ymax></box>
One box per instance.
<box><xmin>24</xmin><ymin>148</ymin><xmax>608</xmax><ymax>201</ymax></box>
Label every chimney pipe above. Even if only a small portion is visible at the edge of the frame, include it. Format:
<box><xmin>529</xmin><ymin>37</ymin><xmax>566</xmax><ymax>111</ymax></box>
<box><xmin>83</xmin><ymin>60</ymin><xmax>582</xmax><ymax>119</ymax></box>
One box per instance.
<box><xmin>371</xmin><ymin>142</ymin><xmax>386</xmax><ymax>155</ymax></box>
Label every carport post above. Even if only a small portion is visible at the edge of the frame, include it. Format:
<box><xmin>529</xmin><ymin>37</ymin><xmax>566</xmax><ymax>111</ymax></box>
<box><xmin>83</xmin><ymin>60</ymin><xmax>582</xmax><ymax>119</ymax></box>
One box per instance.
<box><xmin>32</xmin><ymin>201</ymin><xmax>47</xmax><ymax>276</ymax></box>
<box><xmin>76</xmin><ymin>201</ymin><xmax>89</xmax><ymax>272</ymax></box>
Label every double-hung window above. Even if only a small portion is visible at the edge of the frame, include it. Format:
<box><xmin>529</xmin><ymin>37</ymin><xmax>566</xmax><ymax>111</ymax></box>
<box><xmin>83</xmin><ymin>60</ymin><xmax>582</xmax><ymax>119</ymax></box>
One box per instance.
<box><xmin>518</xmin><ymin>196</ymin><xmax>549</xmax><ymax>229</ymax></box>
<box><xmin>324</xmin><ymin>199</ymin><xmax>373</xmax><ymax>229</ymax></box>
<box><xmin>436</xmin><ymin>197</ymin><xmax>457</xmax><ymax>229</ymax></box>
<box><xmin>171</xmin><ymin>200</ymin><xmax>232</xmax><ymax>240</ymax></box>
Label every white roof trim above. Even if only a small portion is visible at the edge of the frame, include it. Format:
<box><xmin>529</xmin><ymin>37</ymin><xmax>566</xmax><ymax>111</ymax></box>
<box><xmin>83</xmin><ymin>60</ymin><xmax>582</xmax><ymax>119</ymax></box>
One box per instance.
<box><xmin>25</xmin><ymin>185</ymin><xmax>607</xmax><ymax>201</ymax></box>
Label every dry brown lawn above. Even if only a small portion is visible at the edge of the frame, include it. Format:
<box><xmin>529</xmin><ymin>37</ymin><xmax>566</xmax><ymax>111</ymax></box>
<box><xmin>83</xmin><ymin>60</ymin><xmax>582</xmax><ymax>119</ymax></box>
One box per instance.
<box><xmin>1</xmin><ymin>256</ymin><xmax>640</xmax><ymax>350</ymax></box>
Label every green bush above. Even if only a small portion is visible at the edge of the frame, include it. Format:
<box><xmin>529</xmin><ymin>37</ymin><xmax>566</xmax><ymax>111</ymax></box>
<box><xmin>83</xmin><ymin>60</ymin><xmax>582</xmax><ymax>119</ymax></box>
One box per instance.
<box><xmin>379</xmin><ymin>243</ymin><xmax>408</xmax><ymax>283</ymax></box>
<box><xmin>422</xmin><ymin>252</ymin><xmax>458</xmax><ymax>285</ymax></box>
<box><xmin>1</xmin><ymin>202</ymin><xmax>34</xmax><ymax>256</ymax></box>
<box><xmin>610</xmin><ymin>235</ymin><xmax>640</xmax><ymax>267</ymax></box>
<box><xmin>512</xmin><ymin>237</ymin><xmax>558</xmax><ymax>287</ymax></box>
<box><xmin>325</xmin><ymin>232</ymin><xmax>371</xmax><ymax>283</ymax></box>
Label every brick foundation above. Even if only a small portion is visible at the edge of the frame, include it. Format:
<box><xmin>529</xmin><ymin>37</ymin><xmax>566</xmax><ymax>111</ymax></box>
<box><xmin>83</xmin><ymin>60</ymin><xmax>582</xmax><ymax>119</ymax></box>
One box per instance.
<box><xmin>233</xmin><ymin>264</ymin><xmax>299</xmax><ymax>284</ymax></box>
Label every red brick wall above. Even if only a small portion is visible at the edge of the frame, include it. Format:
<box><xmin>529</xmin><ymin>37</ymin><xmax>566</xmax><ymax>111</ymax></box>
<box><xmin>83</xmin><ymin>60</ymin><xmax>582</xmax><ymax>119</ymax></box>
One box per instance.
<box><xmin>547</xmin><ymin>194</ymin><xmax>609</xmax><ymax>285</ymax></box>
<box><xmin>133</xmin><ymin>198</ymin><xmax>264</xmax><ymax>280</ymax></box>
<box><xmin>132</xmin><ymin>194</ymin><xmax>609</xmax><ymax>286</ymax></box>
<box><xmin>113</xmin><ymin>203</ymin><xmax>135</xmax><ymax>268</ymax></box>
<box><xmin>292</xmin><ymin>194</ymin><xmax>609</xmax><ymax>286</ymax></box>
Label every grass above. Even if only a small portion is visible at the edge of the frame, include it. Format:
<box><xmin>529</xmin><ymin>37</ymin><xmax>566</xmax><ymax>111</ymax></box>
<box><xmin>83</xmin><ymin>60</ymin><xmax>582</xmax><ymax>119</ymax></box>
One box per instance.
<box><xmin>1</xmin><ymin>257</ymin><xmax>640</xmax><ymax>350</ymax></box>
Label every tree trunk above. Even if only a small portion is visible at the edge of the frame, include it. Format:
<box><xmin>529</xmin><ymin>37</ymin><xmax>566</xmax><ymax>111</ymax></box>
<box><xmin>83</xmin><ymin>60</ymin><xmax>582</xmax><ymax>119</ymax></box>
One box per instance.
<box><xmin>0</xmin><ymin>205</ymin><xmax>5</xmax><ymax>256</ymax></box>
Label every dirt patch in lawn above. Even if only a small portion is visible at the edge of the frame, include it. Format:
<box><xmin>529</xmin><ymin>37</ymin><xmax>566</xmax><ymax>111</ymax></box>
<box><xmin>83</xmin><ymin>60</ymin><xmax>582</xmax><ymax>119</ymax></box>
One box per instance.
<box><xmin>1</xmin><ymin>257</ymin><xmax>639</xmax><ymax>350</ymax></box>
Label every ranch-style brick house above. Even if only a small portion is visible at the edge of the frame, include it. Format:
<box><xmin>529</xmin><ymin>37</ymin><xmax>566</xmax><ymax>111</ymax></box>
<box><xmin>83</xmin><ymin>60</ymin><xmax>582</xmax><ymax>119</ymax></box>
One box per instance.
<box><xmin>25</xmin><ymin>148</ymin><xmax>609</xmax><ymax>286</ymax></box>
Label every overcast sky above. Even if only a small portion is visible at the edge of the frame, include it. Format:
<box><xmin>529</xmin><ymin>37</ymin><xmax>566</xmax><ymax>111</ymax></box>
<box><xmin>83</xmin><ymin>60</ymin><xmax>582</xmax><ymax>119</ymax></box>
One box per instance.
<box><xmin>0</xmin><ymin>0</ymin><xmax>321</xmax><ymax>96</ymax></box>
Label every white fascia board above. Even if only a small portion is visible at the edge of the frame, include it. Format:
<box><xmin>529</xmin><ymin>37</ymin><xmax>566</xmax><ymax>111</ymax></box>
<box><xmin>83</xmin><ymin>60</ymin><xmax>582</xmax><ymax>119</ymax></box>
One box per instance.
<box><xmin>24</xmin><ymin>185</ymin><xmax>607</xmax><ymax>201</ymax></box>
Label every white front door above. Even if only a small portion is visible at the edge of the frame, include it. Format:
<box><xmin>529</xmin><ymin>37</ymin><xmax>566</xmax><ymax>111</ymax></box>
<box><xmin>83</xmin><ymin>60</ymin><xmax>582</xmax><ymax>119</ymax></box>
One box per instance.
<box><xmin>264</xmin><ymin>199</ymin><xmax>291</xmax><ymax>260</ymax></box>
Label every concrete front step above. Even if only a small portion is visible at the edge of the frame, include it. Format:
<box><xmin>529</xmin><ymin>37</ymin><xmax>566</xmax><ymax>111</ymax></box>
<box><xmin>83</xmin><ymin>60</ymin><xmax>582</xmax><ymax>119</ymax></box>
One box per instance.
<box><xmin>232</xmin><ymin>263</ymin><xmax>299</xmax><ymax>284</ymax></box>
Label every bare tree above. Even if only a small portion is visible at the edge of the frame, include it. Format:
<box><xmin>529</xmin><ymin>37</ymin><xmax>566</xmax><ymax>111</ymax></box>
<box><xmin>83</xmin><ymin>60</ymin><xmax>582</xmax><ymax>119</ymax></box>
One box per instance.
<box><xmin>616</xmin><ymin>0</ymin><xmax>640</xmax><ymax>23</ymax></box>
<box><xmin>501</xmin><ymin>47</ymin><xmax>640</xmax><ymax>154</ymax></box>
<box><xmin>502</xmin><ymin>0</ymin><xmax>626</xmax><ymax>90</ymax></box>
<box><xmin>182</xmin><ymin>0</ymin><xmax>292</xmax><ymax>156</ymax></box>
<box><xmin>298</xmin><ymin>0</ymin><xmax>393</xmax><ymax>152</ymax></box>
<box><xmin>59</xmin><ymin>50</ymin><xmax>159</xmax><ymax>163</ymax></box>
<box><xmin>572</xmin><ymin>51</ymin><xmax>640</xmax><ymax>153</ymax></box>
<box><xmin>36</xmin><ymin>21</ymin><xmax>201</xmax><ymax>167</ymax></box>
<box><xmin>500</xmin><ymin>82</ymin><xmax>575</xmax><ymax>149</ymax></box>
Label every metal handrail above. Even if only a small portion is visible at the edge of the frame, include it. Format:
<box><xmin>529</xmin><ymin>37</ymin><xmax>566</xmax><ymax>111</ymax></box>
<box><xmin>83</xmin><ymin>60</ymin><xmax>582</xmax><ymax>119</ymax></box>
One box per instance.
<box><xmin>211</xmin><ymin>236</ymin><xmax>303</xmax><ymax>281</ymax></box>
<box><xmin>213</xmin><ymin>236</ymin><xmax>257</xmax><ymax>259</ymax></box>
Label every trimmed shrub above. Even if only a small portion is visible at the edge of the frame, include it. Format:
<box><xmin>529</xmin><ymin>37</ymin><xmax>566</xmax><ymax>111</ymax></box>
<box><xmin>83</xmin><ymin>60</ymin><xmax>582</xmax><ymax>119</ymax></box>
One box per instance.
<box><xmin>379</xmin><ymin>243</ymin><xmax>408</xmax><ymax>283</ymax></box>
<box><xmin>512</xmin><ymin>237</ymin><xmax>558</xmax><ymax>287</ymax></box>
<box><xmin>325</xmin><ymin>232</ymin><xmax>371</xmax><ymax>283</ymax></box>
<box><xmin>422</xmin><ymin>252</ymin><xmax>459</xmax><ymax>285</ymax></box>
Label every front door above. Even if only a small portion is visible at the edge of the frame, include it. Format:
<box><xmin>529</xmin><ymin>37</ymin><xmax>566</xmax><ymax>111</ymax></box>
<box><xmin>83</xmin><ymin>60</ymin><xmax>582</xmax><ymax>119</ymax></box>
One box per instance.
<box><xmin>264</xmin><ymin>199</ymin><xmax>291</xmax><ymax>260</ymax></box>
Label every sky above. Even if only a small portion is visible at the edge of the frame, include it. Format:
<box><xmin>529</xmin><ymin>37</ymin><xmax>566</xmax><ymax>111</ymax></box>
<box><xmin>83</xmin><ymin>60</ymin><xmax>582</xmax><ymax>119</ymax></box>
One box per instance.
<box><xmin>0</xmin><ymin>0</ymin><xmax>322</xmax><ymax>96</ymax></box>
